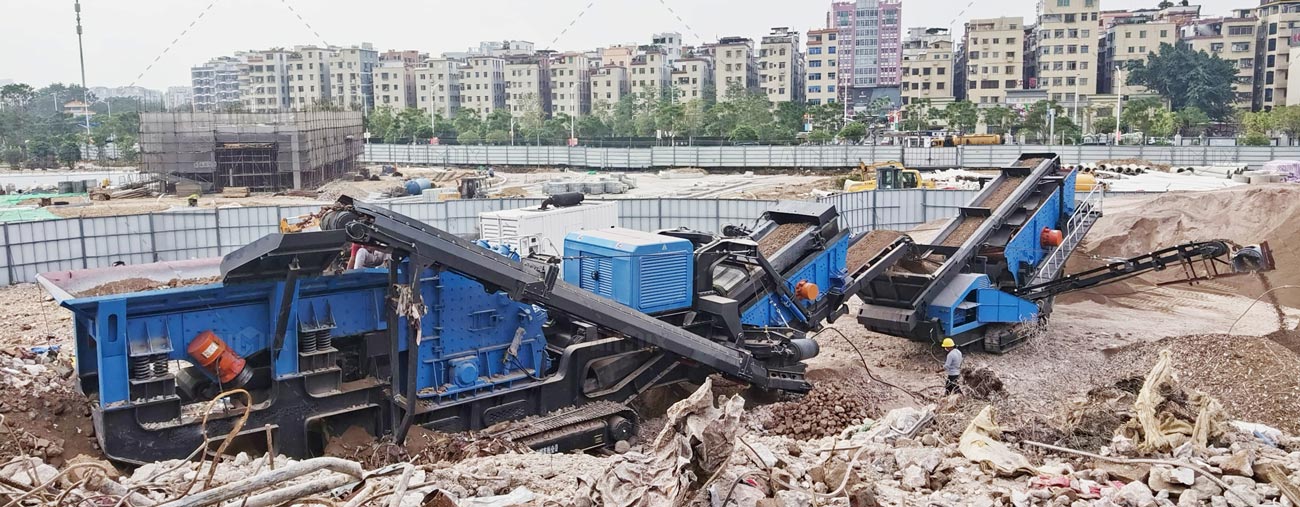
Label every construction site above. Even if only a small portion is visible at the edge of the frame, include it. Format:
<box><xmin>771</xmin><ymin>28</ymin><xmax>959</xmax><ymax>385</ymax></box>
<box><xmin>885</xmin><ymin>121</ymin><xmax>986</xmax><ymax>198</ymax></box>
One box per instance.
<box><xmin>0</xmin><ymin>152</ymin><xmax>1296</xmax><ymax>507</ymax></box>
<box><xmin>139</xmin><ymin>112</ymin><xmax>364</xmax><ymax>193</ymax></box>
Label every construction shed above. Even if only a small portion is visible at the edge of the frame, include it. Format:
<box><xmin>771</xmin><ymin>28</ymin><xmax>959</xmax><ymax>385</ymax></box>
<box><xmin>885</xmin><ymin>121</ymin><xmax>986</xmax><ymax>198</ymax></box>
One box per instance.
<box><xmin>139</xmin><ymin>111</ymin><xmax>363</xmax><ymax>192</ymax></box>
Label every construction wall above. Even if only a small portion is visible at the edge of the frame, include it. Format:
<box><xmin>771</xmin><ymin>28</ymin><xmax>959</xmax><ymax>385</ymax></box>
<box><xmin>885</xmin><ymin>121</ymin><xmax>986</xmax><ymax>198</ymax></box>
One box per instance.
<box><xmin>141</xmin><ymin>112</ymin><xmax>363</xmax><ymax>192</ymax></box>
<box><xmin>0</xmin><ymin>190</ymin><xmax>978</xmax><ymax>285</ymax></box>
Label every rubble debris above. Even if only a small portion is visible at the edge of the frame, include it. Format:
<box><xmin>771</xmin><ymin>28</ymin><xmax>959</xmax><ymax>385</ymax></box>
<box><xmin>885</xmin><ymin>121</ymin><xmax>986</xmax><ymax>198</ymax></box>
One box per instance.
<box><xmin>959</xmin><ymin>406</ymin><xmax>1039</xmax><ymax>477</ymax></box>
<box><xmin>961</xmin><ymin>366</ymin><xmax>1005</xmax><ymax>399</ymax></box>
<box><xmin>73</xmin><ymin>276</ymin><xmax>223</xmax><ymax>298</ymax></box>
<box><xmin>587</xmin><ymin>378</ymin><xmax>743</xmax><ymax>507</ymax></box>
<box><xmin>1113</xmin><ymin>349</ymin><xmax>1225</xmax><ymax>455</ymax></box>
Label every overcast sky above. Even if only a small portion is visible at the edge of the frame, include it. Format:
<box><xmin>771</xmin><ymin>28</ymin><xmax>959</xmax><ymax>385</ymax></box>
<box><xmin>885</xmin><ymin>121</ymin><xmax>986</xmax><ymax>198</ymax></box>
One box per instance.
<box><xmin>0</xmin><ymin>0</ymin><xmax>1247</xmax><ymax>90</ymax></box>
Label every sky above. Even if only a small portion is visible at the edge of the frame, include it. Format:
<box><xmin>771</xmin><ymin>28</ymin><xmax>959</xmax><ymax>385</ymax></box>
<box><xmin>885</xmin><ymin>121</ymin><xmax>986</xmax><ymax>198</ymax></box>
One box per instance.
<box><xmin>0</xmin><ymin>0</ymin><xmax>1250</xmax><ymax>90</ymax></box>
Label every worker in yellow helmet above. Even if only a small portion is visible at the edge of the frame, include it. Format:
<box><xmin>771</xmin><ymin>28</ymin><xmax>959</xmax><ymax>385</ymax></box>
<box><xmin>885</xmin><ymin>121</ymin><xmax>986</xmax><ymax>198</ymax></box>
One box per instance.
<box><xmin>941</xmin><ymin>338</ymin><xmax>963</xmax><ymax>395</ymax></box>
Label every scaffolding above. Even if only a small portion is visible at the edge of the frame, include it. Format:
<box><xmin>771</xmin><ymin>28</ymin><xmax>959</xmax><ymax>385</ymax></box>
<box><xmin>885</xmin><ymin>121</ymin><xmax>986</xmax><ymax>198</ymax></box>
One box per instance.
<box><xmin>140</xmin><ymin>111</ymin><xmax>363</xmax><ymax>192</ymax></box>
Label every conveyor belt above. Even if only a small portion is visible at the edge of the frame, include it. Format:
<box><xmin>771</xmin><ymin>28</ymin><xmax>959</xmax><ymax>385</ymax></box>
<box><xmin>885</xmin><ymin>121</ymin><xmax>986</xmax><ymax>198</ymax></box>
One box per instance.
<box><xmin>338</xmin><ymin>198</ymin><xmax>811</xmax><ymax>393</ymax></box>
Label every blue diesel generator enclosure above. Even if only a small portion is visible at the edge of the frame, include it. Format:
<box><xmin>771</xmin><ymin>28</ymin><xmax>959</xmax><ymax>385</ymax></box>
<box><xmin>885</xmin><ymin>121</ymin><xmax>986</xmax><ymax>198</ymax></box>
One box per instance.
<box><xmin>563</xmin><ymin>228</ymin><xmax>695</xmax><ymax>314</ymax></box>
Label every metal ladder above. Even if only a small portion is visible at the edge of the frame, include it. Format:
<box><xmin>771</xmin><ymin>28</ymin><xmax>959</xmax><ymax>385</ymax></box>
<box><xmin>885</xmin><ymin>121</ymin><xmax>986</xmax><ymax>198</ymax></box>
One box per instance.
<box><xmin>1029</xmin><ymin>185</ymin><xmax>1105</xmax><ymax>287</ymax></box>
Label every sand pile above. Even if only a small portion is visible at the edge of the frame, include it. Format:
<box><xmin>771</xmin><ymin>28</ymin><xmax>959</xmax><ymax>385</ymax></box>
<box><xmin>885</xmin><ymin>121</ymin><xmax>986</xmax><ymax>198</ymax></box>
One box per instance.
<box><xmin>1081</xmin><ymin>186</ymin><xmax>1300</xmax><ymax>309</ymax></box>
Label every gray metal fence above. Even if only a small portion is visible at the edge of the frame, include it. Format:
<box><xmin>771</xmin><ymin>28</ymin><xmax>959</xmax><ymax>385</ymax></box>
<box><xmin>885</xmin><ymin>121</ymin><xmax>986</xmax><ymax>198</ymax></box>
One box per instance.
<box><xmin>362</xmin><ymin>143</ymin><xmax>1300</xmax><ymax>169</ymax></box>
<box><xmin>1</xmin><ymin>189</ymin><xmax>979</xmax><ymax>285</ymax></box>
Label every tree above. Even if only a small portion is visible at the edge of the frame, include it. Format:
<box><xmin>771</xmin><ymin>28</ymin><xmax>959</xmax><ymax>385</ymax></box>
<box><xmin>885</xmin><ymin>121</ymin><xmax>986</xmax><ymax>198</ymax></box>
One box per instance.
<box><xmin>453</xmin><ymin>108</ymin><xmax>483</xmax><ymax>137</ymax></box>
<box><xmin>838</xmin><ymin>122</ymin><xmax>867</xmax><ymax>142</ymax></box>
<box><xmin>484</xmin><ymin>130</ymin><xmax>510</xmax><ymax>145</ymax></box>
<box><xmin>1174</xmin><ymin>107</ymin><xmax>1210</xmax><ymax>136</ymax></box>
<box><xmin>391</xmin><ymin>107</ymin><xmax>433</xmax><ymax>143</ymax></box>
<box><xmin>367</xmin><ymin>106</ymin><xmax>397</xmax><ymax>142</ymax></box>
<box><xmin>681</xmin><ymin>99</ymin><xmax>707</xmax><ymax>139</ymax></box>
<box><xmin>57</xmin><ymin>137</ymin><xmax>81</xmax><ymax>169</ymax></box>
<box><xmin>1120</xmin><ymin>97</ymin><xmax>1166</xmax><ymax>140</ymax></box>
<box><xmin>899</xmin><ymin>99</ymin><xmax>936</xmax><ymax>131</ymax></box>
<box><xmin>1022</xmin><ymin>101</ymin><xmax>1065</xmax><ymax>142</ymax></box>
<box><xmin>1126</xmin><ymin>43</ymin><xmax>1237</xmax><ymax>120</ymax></box>
<box><xmin>807</xmin><ymin>102</ymin><xmax>846</xmax><ymax>133</ymax></box>
<box><xmin>730</xmin><ymin>125</ymin><xmax>759</xmax><ymax>141</ymax></box>
<box><xmin>2</xmin><ymin>149</ymin><xmax>21</xmax><ymax>169</ymax></box>
<box><xmin>577</xmin><ymin>116</ymin><xmax>611</xmax><ymax>138</ymax></box>
<box><xmin>807</xmin><ymin>129</ymin><xmax>833</xmax><ymax>144</ymax></box>
<box><xmin>1093</xmin><ymin>117</ymin><xmax>1118</xmax><ymax>135</ymax></box>
<box><xmin>1268</xmin><ymin>105</ymin><xmax>1300</xmax><ymax>142</ymax></box>
<box><xmin>457</xmin><ymin>131</ymin><xmax>482</xmax><ymax>145</ymax></box>
<box><xmin>1240</xmin><ymin>110</ymin><xmax>1276</xmax><ymax>144</ymax></box>
<box><xmin>942</xmin><ymin>101</ymin><xmax>980</xmax><ymax>133</ymax></box>
<box><xmin>981</xmin><ymin>106</ymin><xmax>1016</xmax><ymax>135</ymax></box>
<box><xmin>773</xmin><ymin>101</ymin><xmax>806</xmax><ymax>133</ymax></box>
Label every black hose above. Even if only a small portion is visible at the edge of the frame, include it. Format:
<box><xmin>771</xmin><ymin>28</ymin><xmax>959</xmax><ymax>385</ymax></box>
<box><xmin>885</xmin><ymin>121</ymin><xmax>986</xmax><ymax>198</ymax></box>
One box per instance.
<box><xmin>812</xmin><ymin>327</ymin><xmax>932</xmax><ymax>404</ymax></box>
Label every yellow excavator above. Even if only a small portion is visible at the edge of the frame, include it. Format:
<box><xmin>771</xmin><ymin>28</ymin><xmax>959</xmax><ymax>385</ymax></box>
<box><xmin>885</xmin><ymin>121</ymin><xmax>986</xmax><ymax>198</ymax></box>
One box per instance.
<box><xmin>843</xmin><ymin>161</ymin><xmax>936</xmax><ymax>192</ymax></box>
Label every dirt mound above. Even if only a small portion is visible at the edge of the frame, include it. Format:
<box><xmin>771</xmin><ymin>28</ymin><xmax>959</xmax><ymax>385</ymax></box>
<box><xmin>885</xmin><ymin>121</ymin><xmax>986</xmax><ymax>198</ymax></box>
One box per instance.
<box><xmin>75</xmin><ymin>276</ymin><xmax>222</xmax><ymax>298</ymax></box>
<box><xmin>960</xmin><ymin>367</ymin><xmax>1005</xmax><ymax>399</ymax></box>
<box><xmin>323</xmin><ymin>425</ymin><xmax>527</xmax><ymax>468</ymax></box>
<box><xmin>1104</xmin><ymin>334</ymin><xmax>1300</xmax><ymax>435</ymax></box>
<box><xmin>0</xmin><ymin>352</ymin><xmax>96</xmax><ymax>467</ymax></box>
<box><xmin>1079</xmin><ymin>186</ymin><xmax>1300</xmax><ymax>309</ymax></box>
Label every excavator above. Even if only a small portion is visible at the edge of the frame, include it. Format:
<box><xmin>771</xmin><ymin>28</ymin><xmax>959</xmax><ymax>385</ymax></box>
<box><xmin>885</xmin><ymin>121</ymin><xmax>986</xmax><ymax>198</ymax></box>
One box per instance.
<box><xmin>843</xmin><ymin>160</ymin><xmax>936</xmax><ymax>192</ymax></box>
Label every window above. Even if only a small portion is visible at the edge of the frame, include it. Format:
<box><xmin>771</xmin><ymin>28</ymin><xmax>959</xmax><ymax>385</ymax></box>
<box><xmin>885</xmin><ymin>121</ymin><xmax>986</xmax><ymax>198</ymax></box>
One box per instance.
<box><xmin>1081</xmin><ymin>45</ymin><xmax>1089</xmax><ymax>54</ymax></box>
<box><xmin>1065</xmin><ymin>14</ymin><xmax>1076</xmax><ymax>23</ymax></box>
<box><xmin>1160</xmin><ymin>30</ymin><xmax>1168</xmax><ymax>38</ymax></box>
<box><xmin>1139</xmin><ymin>30</ymin><xmax>1147</xmax><ymax>38</ymax></box>
<box><xmin>810</xmin><ymin>47</ymin><xmax>822</xmax><ymax>55</ymax></box>
<box><xmin>829</xmin><ymin>46</ymin><xmax>837</xmax><ymax>54</ymax></box>
<box><xmin>1057</xmin><ymin>0</ymin><xmax>1069</xmax><ymax>6</ymax></box>
<box><xmin>938</xmin><ymin>68</ymin><xmax>946</xmax><ymax>75</ymax></box>
<box><xmin>1232</xmin><ymin>42</ymin><xmax>1251</xmax><ymax>52</ymax></box>
<box><xmin>1269</xmin><ymin>38</ymin><xmax>1277</xmax><ymax>51</ymax></box>
<box><xmin>1139</xmin><ymin>46</ymin><xmax>1147</xmax><ymax>53</ymax></box>
<box><xmin>1128</xmin><ymin>46</ymin><xmax>1135</xmax><ymax>53</ymax></box>
<box><xmin>1067</xmin><ymin>77</ymin><xmax>1076</xmax><ymax>85</ymax></box>
<box><xmin>1055</xmin><ymin>29</ymin><xmax>1065</xmax><ymax>39</ymax></box>
<box><xmin>1005</xmin><ymin>79</ymin><xmax>1017</xmax><ymax>88</ymax></box>
<box><xmin>1229</xmin><ymin>26</ymin><xmax>1254</xmax><ymax>36</ymax></box>
<box><xmin>1081</xmin><ymin>30</ymin><xmax>1089</xmax><ymax>38</ymax></box>
<box><xmin>1269</xmin><ymin>55</ymin><xmax>1276</xmax><ymax>67</ymax></box>
<box><xmin>1270</xmin><ymin>23</ymin><xmax>1278</xmax><ymax>36</ymax></box>
<box><xmin>828</xmin><ymin>85</ymin><xmax>836</xmax><ymax>92</ymax></box>
<box><xmin>810</xmin><ymin>60</ymin><xmax>822</xmax><ymax>67</ymax></box>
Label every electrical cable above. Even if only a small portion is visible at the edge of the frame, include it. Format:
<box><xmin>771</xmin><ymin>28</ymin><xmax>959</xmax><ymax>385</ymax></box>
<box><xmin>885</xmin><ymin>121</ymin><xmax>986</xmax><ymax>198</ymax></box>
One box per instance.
<box><xmin>812</xmin><ymin>327</ymin><xmax>932</xmax><ymax>403</ymax></box>
<box><xmin>1225</xmin><ymin>284</ymin><xmax>1299</xmax><ymax>336</ymax></box>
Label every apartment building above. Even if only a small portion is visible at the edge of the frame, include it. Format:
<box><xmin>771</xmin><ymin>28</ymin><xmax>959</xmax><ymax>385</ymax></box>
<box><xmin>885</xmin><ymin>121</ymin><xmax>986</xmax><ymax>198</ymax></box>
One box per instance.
<box><xmin>759</xmin><ymin>27</ymin><xmax>806</xmax><ymax>104</ymax></box>
<box><xmin>961</xmin><ymin>17</ymin><xmax>1026</xmax><ymax>105</ymax></box>
<box><xmin>601</xmin><ymin>46</ymin><xmax>635</xmax><ymax>68</ymax></box>
<box><xmin>329</xmin><ymin>45</ymin><xmax>377</xmax><ymax>112</ymax></box>
<box><xmin>672</xmin><ymin>57</ymin><xmax>714</xmax><ymax>102</ymax></box>
<box><xmin>414</xmin><ymin>59</ymin><xmax>461</xmax><ymax>119</ymax></box>
<box><xmin>805</xmin><ymin>28</ymin><xmax>840</xmax><ymax>105</ymax></box>
<box><xmin>505</xmin><ymin>55</ymin><xmax>552</xmax><ymax>117</ymax></box>
<box><xmin>1100</xmin><ymin>19</ymin><xmax>1178</xmax><ymax>94</ymax></box>
<box><xmin>287</xmin><ymin>46</ymin><xmax>333</xmax><ymax>109</ymax></box>
<box><xmin>460</xmin><ymin>56</ymin><xmax>506</xmax><ymax>115</ymax></box>
<box><xmin>591</xmin><ymin>65</ymin><xmax>630</xmax><ymax>111</ymax></box>
<box><xmin>380</xmin><ymin>49</ymin><xmax>425</xmax><ymax>65</ymax></box>
<box><xmin>651</xmin><ymin>32</ymin><xmax>683</xmax><ymax>62</ymax></box>
<box><xmin>240</xmin><ymin>49</ymin><xmax>293</xmax><ymax>113</ymax></box>
<box><xmin>1252</xmin><ymin>1</ymin><xmax>1300</xmax><ymax>109</ymax></box>
<box><xmin>1034</xmin><ymin>0</ymin><xmax>1100</xmax><ymax>103</ymax></box>
<box><xmin>1181</xmin><ymin>11</ymin><xmax>1256</xmax><ymax>107</ymax></box>
<box><xmin>374</xmin><ymin>61</ymin><xmax>413</xmax><ymax>109</ymax></box>
<box><xmin>712</xmin><ymin>37</ymin><xmax>759</xmax><ymax>99</ymax></box>
<box><xmin>551</xmin><ymin>53</ymin><xmax>590</xmax><ymax>117</ymax></box>
<box><xmin>900</xmin><ymin>27</ymin><xmax>954</xmax><ymax>105</ymax></box>
<box><xmin>191</xmin><ymin>56</ymin><xmax>243</xmax><ymax>112</ymax></box>
<box><xmin>164</xmin><ymin>86</ymin><xmax>193</xmax><ymax>111</ymax></box>
<box><xmin>831</xmin><ymin>0</ymin><xmax>903</xmax><ymax>108</ymax></box>
<box><xmin>629</xmin><ymin>48</ymin><xmax>671</xmax><ymax>98</ymax></box>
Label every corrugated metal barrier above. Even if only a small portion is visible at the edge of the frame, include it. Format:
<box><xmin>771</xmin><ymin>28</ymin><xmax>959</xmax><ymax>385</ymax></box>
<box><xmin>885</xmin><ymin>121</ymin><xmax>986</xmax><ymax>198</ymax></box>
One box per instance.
<box><xmin>0</xmin><ymin>189</ymin><xmax>979</xmax><ymax>285</ymax></box>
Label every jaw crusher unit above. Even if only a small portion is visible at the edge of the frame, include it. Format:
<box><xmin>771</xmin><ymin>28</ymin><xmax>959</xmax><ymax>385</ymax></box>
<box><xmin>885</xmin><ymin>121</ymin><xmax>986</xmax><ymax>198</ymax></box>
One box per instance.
<box><xmin>39</xmin><ymin>196</ymin><xmax>895</xmax><ymax>464</ymax></box>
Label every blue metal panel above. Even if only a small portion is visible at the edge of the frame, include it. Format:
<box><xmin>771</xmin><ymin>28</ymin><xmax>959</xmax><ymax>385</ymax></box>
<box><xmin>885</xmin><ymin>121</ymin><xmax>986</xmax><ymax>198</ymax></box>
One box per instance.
<box><xmin>1004</xmin><ymin>188</ymin><xmax>1063</xmax><ymax>285</ymax></box>
<box><xmin>740</xmin><ymin>235</ymin><xmax>851</xmax><ymax>327</ymax></box>
<box><xmin>975</xmin><ymin>289</ymin><xmax>1039</xmax><ymax>323</ymax></box>
<box><xmin>925</xmin><ymin>274</ymin><xmax>990</xmax><ymax>336</ymax></box>
<box><xmin>562</xmin><ymin>228</ymin><xmax>694</xmax><ymax>314</ymax></box>
<box><xmin>1062</xmin><ymin>169</ymin><xmax>1078</xmax><ymax>214</ymax></box>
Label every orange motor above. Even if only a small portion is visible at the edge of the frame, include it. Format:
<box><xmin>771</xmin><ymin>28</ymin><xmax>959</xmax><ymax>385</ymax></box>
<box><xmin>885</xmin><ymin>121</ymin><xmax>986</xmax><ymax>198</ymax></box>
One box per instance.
<box><xmin>187</xmin><ymin>331</ymin><xmax>252</xmax><ymax>386</ymax></box>
<box><xmin>1040</xmin><ymin>228</ymin><xmax>1064</xmax><ymax>248</ymax></box>
<box><xmin>794</xmin><ymin>280</ymin><xmax>820</xmax><ymax>301</ymax></box>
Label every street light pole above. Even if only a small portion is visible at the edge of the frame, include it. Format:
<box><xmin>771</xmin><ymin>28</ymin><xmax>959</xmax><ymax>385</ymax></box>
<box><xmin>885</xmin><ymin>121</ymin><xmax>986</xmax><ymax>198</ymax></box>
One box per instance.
<box><xmin>1114</xmin><ymin>65</ymin><xmax>1124</xmax><ymax>145</ymax></box>
<box><xmin>75</xmin><ymin>0</ymin><xmax>91</xmax><ymax>150</ymax></box>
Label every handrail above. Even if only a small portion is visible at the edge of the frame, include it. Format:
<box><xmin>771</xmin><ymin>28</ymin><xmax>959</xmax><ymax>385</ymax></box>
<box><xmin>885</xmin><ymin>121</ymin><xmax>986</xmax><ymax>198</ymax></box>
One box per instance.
<box><xmin>1031</xmin><ymin>184</ymin><xmax>1105</xmax><ymax>284</ymax></box>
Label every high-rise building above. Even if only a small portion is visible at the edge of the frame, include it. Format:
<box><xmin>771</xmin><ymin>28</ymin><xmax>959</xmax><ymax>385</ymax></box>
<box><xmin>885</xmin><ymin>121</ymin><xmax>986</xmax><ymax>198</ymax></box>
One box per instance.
<box><xmin>191</xmin><ymin>56</ymin><xmax>243</xmax><ymax>112</ymax></box>
<box><xmin>330</xmin><ymin>45</ymin><xmax>378</xmax><ymax>112</ymax></box>
<box><xmin>414</xmin><ymin>59</ymin><xmax>462</xmax><ymax>119</ymax></box>
<box><xmin>460</xmin><ymin>56</ymin><xmax>506</xmax><ymax>115</ymax></box>
<box><xmin>287</xmin><ymin>46</ymin><xmax>333</xmax><ymax>109</ymax></box>
<box><xmin>1250</xmin><ymin>1</ymin><xmax>1300</xmax><ymax>109</ymax></box>
<box><xmin>164</xmin><ymin>86</ymin><xmax>193</xmax><ymax>111</ymax></box>
<box><xmin>710</xmin><ymin>37</ymin><xmax>759</xmax><ymax>99</ymax></box>
<box><xmin>651</xmin><ymin>32</ymin><xmax>683</xmax><ymax>62</ymax></box>
<box><xmin>672</xmin><ymin>57</ymin><xmax>714</xmax><ymax>102</ymax></box>
<box><xmin>900</xmin><ymin>27</ymin><xmax>954</xmax><ymax>105</ymax></box>
<box><xmin>805</xmin><ymin>28</ymin><xmax>840</xmax><ymax>105</ymax></box>
<box><xmin>630</xmin><ymin>47</ymin><xmax>672</xmax><ymax>99</ymax></box>
<box><xmin>1100</xmin><ymin>18</ymin><xmax>1178</xmax><ymax>94</ymax></box>
<box><xmin>760</xmin><ymin>27</ymin><xmax>806</xmax><ymax>104</ymax></box>
<box><xmin>374</xmin><ymin>61</ymin><xmax>413</xmax><ymax>109</ymax></box>
<box><xmin>961</xmin><ymin>17</ymin><xmax>1027</xmax><ymax>105</ymax></box>
<box><xmin>1181</xmin><ymin>10</ymin><xmax>1256</xmax><ymax>108</ymax></box>
<box><xmin>550</xmin><ymin>53</ymin><xmax>590</xmax><ymax>117</ymax></box>
<box><xmin>1033</xmin><ymin>0</ymin><xmax>1101</xmax><ymax>103</ymax></box>
<box><xmin>591</xmin><ymin>65</ymin><xmax>630</xmax><ymax>112</ymax></box>
<box><xmin>831</xmin><ymin>0</ymin><xmax>903</xmax><ymax>110</ymax></box>
<box><xmin>505</xmin><ymin>55</ymin><xmax>552</xmax><ymax>117</ymax></box>
<box><xmin>240</xmin><ymin>49</ymin><xmax>294</xmax><ymax>113</ymax></box>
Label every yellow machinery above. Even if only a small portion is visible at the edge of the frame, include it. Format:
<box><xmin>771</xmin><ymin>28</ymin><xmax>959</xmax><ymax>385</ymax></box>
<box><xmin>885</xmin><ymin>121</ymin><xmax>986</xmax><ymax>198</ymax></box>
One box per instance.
<box><xmin>843</xmin><ymin>161</ymin><xmax>936</xmax><ymax>192</ymax></box>
<box><xmin>1074</xmin><ymin>172</ymin><xmax>1109</xmax><ymax>192</ymax></box>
